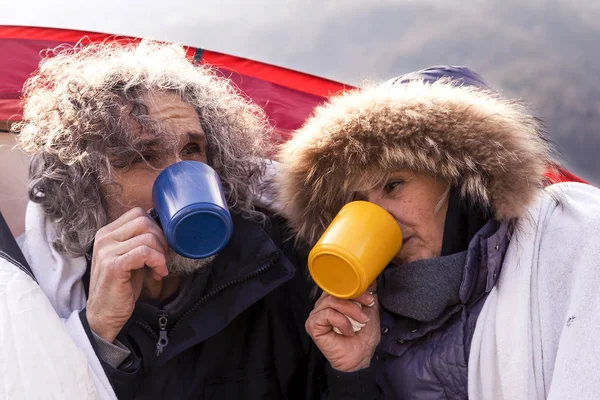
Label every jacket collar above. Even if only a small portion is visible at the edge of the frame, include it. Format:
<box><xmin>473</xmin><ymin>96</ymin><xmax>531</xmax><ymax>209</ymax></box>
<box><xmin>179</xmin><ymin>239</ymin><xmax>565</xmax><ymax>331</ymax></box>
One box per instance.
<box><xmin>138</xmin><ymin>212</ymin><xmax>297</xmax><ymax>368</ymax></box>
<box><xmin>378</xmin><ymin>219</ymin><xmax>511</xmax><ymax>356</ymax></box>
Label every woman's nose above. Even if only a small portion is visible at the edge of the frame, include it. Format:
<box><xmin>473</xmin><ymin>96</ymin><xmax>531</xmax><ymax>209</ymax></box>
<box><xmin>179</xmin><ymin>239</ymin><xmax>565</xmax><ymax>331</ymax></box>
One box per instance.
<box><xmin>366</xmin><ymin>191</ymin><xmax>394</xmax><ymax>214</ymax></box>
<box><xmin>366</xmin><ymin>191</ymin><xmax>383</xmax><ymax>206</ymax></box>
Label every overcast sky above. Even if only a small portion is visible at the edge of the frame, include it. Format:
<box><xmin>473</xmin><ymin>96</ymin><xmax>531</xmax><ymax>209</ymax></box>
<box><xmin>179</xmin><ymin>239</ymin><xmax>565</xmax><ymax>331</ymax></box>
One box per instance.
<box><xmin>2</xmin><ymin>0</ymin><xmax>383</xmax><ymax>82</ymax></box>
<box><xmin>3</xmin><ymin>0</ymin><xmax>598</xmax><ymax>83</ymax></box>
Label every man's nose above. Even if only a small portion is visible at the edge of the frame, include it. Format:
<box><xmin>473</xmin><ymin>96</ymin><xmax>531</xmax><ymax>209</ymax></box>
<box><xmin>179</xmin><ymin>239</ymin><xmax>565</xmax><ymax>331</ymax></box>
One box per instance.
<box><xmin>152</xmin><ymin>157</ymin><xmax>182</xmax><ymax>178</ymax></box>
<box><xmin>165</xmin><ymin>156</ymin><xmax>183</xmax><ymax>168</ymax></box>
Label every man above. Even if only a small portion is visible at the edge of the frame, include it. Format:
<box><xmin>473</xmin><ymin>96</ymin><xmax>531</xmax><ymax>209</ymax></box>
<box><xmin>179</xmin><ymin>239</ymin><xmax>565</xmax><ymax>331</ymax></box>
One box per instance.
<box><xmin>15</xmin><ymin>40</ymin><xmax>322</xmax><ymax>399</ymax></box>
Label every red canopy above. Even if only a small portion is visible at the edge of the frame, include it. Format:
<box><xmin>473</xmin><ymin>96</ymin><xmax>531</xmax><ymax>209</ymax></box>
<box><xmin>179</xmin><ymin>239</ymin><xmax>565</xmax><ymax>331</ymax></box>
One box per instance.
<box><xmin>0</xmin><ymin>25</ymin><xmax>586</xmax><ymax>185</ymax></box>
<box><xmin>0</xmin><ymin>25</ymin><xmax>351</xmax><ymax>140</ymax></box>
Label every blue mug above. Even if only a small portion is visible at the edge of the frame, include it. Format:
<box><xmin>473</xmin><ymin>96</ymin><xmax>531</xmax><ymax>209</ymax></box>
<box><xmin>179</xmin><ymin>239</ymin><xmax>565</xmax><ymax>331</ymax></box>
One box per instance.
<box><xmin>150</xmin><ymin>161</ymin><xmax>233</xmax><ymax>259</ymax></box>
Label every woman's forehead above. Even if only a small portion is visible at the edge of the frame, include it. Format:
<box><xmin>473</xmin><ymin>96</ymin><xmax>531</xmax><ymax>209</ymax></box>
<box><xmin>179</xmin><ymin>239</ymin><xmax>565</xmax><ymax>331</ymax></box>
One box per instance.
<box><xmin>350</xmin><ymin>168</ymin><xmax>412</xmax><ymax>191</ymax></box>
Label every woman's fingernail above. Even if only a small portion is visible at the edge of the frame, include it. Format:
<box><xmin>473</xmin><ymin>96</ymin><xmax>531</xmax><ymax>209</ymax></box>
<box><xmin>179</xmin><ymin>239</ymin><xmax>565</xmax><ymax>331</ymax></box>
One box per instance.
<box><xmin>367</xmin><ymin>300</ymin><xmax>376</xmax><ymax>307</ymax></box>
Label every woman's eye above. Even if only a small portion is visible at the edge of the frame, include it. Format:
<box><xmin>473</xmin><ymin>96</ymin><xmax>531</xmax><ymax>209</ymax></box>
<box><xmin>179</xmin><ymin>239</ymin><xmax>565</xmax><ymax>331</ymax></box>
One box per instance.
<box><xmin>383</xmin><ymin>180</ymin><xmax>403</xmax><ymax>194</ymax></box>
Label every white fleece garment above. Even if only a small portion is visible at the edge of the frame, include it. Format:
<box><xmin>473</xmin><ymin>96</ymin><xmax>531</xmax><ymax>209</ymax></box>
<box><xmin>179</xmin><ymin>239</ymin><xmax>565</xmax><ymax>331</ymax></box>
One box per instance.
<box><xmin>14</xmin><ymin>202</ymin><xmax>117</xmax><ymax>400</ymax></box>
<box><xmin>469</xmin><ymin>182</ymin><xmax>600</xmax><ymax>400</ymax></box>
<box><xmin>0</xmin><ymin>259</ymin><xmax>101</xmax><ymax>399</ymax></box>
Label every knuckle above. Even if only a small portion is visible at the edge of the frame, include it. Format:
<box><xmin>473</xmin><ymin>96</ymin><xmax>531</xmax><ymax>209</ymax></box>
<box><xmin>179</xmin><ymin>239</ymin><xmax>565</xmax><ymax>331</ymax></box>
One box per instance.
<box><xmin>137</xmin><ymin>245</ymin><xmax>152</xmax><ymax>258</ymax></box>
<box><xmin>94</xmin><ymin>228</ymin><xmax>105</xmax><ymax>240</ymax></box>
<box><xmin>321</xmin><ymin>308</ymin><xmax>335</xmax><ymax>320</ymax></box>
<box><xmin>92</xmin><ymin>244</ymin><xmax>105</xmax><ymax>259</ymax></box>
<box><xmin>94</xmin><ymin>229</ymin><xmax>109</xmax><ymax>244</ymax></box>
<box><xmin>93</xmin><ymin>244</ymin><xmax>113</xmax><ymax>264</ymax></box>
<box><xmin>140</xmin><ymin>232</ymin><xmax>157</xmax><ymax>245</ymax></box>
<box><xmin>324</xmin><ymin>299</ymin><xmax>342</xmax><ymax>312</ymax></box>
<box><xmin>133</xmin><ymin>215</ymin><xmax>151</xmax><ymax>231</ymax></box>
<box><xmin>106</xmin><ymin>257</ymin><xmax>122</xmax><ymax>274</ymax></box>
<box><xmin>96</xmin><ymin>234</ymin><xmax>114</xmax><ymax>249</ymax></box>
<box><xmin>305</xmin><ymin>318</ymin><xmax>317</xmax><ymax>335</ymax></box>
<box><xmin>149</xmin><ymin>234</ymin><xmax>164</xmax><ymax>251</ymax></box>
<box><xmin>155</xmin><ymin>252</ymin><xmax>166</xmax><ymax>266</ymax></box>
<box><xmin>131</xmin><ymin>207</ymin><xmax>147</xmax><ymax>216</ymax></box>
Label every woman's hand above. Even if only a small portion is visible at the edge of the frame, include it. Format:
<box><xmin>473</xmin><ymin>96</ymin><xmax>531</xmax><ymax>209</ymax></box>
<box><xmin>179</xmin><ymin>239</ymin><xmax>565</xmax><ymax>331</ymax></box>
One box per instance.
<box><xmin>305</xmin><ymin>288</ymin><xmax>381</xmax><ymax>372</ymax></box>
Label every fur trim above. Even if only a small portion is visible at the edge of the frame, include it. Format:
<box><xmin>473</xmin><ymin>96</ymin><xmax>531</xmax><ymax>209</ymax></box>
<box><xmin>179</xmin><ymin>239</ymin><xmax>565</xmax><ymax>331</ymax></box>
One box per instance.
<box><xmin>276</xmin><ymin>79</ymin><xmax>555</xmax><ymax>245</ymax></box>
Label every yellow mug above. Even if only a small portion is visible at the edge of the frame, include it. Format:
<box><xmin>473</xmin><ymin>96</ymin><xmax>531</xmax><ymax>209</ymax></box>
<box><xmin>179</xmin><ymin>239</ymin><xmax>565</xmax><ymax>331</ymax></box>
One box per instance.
<box><xmin>308</xmin><ymin>201</ymin><xmax>403</xmax><ymax>299</ymax></box>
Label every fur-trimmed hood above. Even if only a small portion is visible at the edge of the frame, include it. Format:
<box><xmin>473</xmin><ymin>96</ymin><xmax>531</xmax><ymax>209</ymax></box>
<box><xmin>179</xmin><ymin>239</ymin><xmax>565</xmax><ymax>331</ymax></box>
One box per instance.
<box><xmin>276</xmin><ymin>77</ymin><xmax>556</xmax><ymax>246</ymax></box>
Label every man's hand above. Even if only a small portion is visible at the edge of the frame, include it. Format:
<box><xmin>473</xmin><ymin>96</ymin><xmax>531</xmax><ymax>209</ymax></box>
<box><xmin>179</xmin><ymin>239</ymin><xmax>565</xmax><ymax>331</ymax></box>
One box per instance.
<box><xmin>86</xmin><ymin>207</ymin><xmax>169</xmax><ymax>343</ymax></box>
<box><xmin>305</xmin><ymin>288</ymin><xmax>381</xmax><ymax>372</ymax></box>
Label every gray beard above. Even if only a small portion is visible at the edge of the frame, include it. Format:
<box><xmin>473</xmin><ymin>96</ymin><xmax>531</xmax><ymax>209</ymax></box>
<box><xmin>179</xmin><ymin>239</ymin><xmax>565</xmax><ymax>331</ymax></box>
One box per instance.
<box><xmin>167</xmin><ymin>250</ymin><xmax>216</xmax><ymax>276</ymax></box>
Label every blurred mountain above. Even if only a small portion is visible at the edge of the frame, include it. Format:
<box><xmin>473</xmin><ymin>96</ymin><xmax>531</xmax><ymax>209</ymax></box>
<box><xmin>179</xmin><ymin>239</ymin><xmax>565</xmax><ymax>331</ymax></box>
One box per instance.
<box><xmin>203</xmin><ymin>0</ymin><xmax>600</xmax><ymax>183</ymax></box>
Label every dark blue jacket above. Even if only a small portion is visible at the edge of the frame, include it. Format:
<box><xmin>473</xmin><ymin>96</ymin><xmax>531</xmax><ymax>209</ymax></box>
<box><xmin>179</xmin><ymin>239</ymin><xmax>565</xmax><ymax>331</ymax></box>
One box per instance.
<box><xmin>80</xmin><ymin>212</ymin><xmax>326</xmax><ymax>399</ymax></box>
<box><xmin>325</xmin><ymin>220</ymin><xmax>510</xmax><ymax>399</ymax></box>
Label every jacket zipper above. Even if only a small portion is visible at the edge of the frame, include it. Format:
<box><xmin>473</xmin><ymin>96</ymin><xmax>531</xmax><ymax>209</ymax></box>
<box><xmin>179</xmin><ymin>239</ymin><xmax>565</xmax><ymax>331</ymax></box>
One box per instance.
<box><xmin>135</xmin><ymin>318</ymin><xmax>157</xmax><ymax>340</ymax></box>
<box><xmin>135</xmin><ymin>261</ymin><xmax>274</xmax><ymax>365</ymax></box>
<box><xmin>134</xmin><ymin>311</ymin><xmax>170</xmax><ymax>356</ymax></box>
<box><xmin>156</xmin><ymin>310</ymin><xmax>169</xmax><ymax>355</ymax></box>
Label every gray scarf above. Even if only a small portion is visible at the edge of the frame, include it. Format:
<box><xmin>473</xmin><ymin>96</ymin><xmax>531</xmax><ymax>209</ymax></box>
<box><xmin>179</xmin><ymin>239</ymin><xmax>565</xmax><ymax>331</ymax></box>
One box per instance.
<box><xmin>378</xmin><ymin>251</ymin><xmax>467</xmax><ymax>322</ymax></box>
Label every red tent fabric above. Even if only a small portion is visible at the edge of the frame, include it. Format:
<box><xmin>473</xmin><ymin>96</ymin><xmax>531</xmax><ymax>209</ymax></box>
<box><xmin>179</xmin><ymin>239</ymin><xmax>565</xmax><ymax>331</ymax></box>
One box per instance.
<box><xmin>0</xmin><ymin>25</ymin><xmax>351</xmax><ymax>140</ymax></box>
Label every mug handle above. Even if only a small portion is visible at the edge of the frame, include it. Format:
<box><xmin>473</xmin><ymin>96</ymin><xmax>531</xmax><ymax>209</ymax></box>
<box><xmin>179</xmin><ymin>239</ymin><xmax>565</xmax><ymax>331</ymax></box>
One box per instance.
<box><xmin>148</xmin><ymin>208</ymin><xmax>162</xmax><ymax>230</ymax></box>
<box><xmin>145</xmin><ymin>208</ymin><xmax>166</xmax><ymax>272</ymax></box>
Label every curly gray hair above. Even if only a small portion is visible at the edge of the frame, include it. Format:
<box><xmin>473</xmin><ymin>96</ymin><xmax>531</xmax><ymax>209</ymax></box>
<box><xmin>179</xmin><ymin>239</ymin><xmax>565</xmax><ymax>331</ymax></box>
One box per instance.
<box><xmin>14</xmin><ymin>40</ymin><xmax>272</xmax><ymax>258</ymax></box>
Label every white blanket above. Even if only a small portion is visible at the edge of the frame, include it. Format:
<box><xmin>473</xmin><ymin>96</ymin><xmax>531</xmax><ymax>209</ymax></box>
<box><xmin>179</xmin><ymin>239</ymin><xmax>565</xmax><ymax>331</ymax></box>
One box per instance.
<box><xmin>10</xmin><ymin>202</ymin><xmax>117</xmax><ymax>400</ymax></box>
<box><xmin>0</xmin><ymin>258</ymin><xmax>98</xmax><ymax>399</ymax></box>
<box><xmin>469</xmin><ymin>182</ymin><xmax>600</xmax><ymax>400</ymax></box>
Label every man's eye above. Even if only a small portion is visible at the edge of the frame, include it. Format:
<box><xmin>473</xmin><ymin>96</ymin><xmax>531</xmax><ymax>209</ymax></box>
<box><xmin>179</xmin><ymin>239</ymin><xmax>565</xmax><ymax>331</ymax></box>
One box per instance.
<box><xmin>132</xmin><ymin>153</ymin><xmax>156</xmax><ymax>164</ymax></box>
<box><xmin>181</xmin><ymin>143</ymin><xmax>203</xmax><ymax>157</ymax></box>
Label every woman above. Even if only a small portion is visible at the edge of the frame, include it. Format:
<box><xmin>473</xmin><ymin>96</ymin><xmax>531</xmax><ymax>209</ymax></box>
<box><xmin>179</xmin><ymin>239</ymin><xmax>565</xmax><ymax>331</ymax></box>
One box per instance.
<box><xmin>276</xmin><ymin>66</ymin><xmax>600</xmax><ymax>399</ymax></box>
